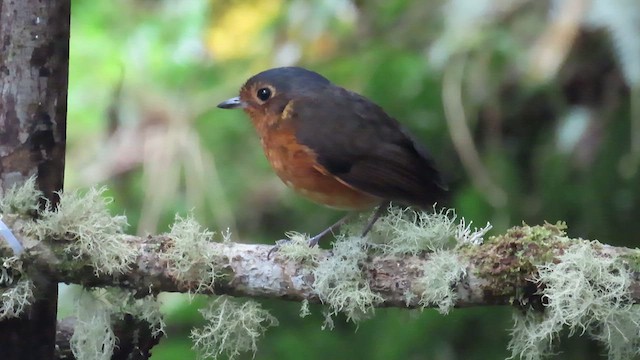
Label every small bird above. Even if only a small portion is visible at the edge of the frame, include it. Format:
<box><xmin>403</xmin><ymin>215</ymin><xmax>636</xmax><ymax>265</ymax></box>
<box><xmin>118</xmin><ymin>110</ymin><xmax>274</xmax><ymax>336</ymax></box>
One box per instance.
<box><xmin>218</xmin><ymin>67</ymin><xmax>446</xmax><ymax>248</ymax></box>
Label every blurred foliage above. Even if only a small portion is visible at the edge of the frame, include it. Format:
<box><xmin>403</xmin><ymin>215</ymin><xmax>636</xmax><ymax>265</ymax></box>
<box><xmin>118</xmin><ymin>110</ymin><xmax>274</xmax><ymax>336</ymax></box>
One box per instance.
<box><xmin>65</xmin><ymin>0</ymin><xmax>639</xmax><ymax>358</ymax></box>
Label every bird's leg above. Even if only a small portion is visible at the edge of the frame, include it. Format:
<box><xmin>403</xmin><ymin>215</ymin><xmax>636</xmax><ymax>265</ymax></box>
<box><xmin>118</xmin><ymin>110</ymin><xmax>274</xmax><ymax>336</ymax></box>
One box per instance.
<box><xmin>268</xmin><ymin>203</ymin><xmax>389</xmax><ymax>259</ymax></box>
<box><xmin>360</xmin><ymin>201</ymin><xmax>390</xmax><ymax>237</ymax></box>
<box><xmin>307</xmin><ymin>213</ymin><xmax>352</xmax><ymax>247</ymax></box>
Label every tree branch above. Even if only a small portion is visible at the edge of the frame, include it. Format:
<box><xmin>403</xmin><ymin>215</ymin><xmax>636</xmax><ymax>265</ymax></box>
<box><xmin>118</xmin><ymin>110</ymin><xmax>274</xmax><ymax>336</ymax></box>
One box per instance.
<box><xmin>3</xmin><ymin>216</ymin><xmax>639</xmax><ymax>309</ymax></box>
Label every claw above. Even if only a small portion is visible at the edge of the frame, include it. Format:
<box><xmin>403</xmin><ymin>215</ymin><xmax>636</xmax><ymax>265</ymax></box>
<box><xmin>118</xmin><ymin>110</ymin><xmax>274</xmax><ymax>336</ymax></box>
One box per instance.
<box><xmin>267</xmin><ymin>239</ymin><xmax>291</xmax><ymax>259</ymax></box>
<box><xmin>307</xmin><ymin>234</ymin><xmax>322</xmax><ymax>248</ymax></box>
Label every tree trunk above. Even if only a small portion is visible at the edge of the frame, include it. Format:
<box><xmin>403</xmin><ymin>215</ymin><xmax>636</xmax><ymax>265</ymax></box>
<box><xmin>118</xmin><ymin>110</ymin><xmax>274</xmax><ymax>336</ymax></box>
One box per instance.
<box><xmin>0</xmin><ymin>0</ymin><xmax>69</xmax><ymax>359</ymax></box>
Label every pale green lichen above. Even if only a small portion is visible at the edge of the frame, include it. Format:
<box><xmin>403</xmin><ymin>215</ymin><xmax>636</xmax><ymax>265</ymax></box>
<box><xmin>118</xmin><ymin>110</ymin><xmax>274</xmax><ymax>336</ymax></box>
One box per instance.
<box><xmin>299</xmin><ymin>299</ymin><xmax>311</xmax><ymax>318</ymax></box>
<box><xmin>191</xmin><ymin>297</ymin><xmax>278</xmax><ymax>360</ymax></box>
<box><xmin>0</xmin><ymin>256</ymin><xmax>21</xmax><ymax>284</ymax></box>
<box><xmin>0</xmin><ymin>177</ymin><xmax>41</xmax><ymax>215</ymax></box>
<box><xmin>70</xmin><ymin>288</ymin><xmax>165</xmax><ymax>360</ymax></box>
<box><xmin>25</xmin><ymin>187</ymin><xmax>136</xmax><ymax>275</ymax></box>
<box><xmin>508</xmin><ymin>312</ymin><xmax>554</xmax><ymax>360</ymax></box>
<box><xmin>455</xmin><ymin>216</ymin><xmax>492</xmax><ymax>246</ymax></box>
<box><xmin>160</xmin><ymin>214</ymin><xmax>223</xmax><ymax>294</ymax></box>
<box><xmin>220</xmin><ymin>227</ymin><xmax>233</xmax><ymax>244</ymax></box>
<box><xmin>509</xmin><ymin>241</ymin><xmax>640</xmax><ymax>360</ymax></box>
<box><xmin>276</xmin><ymin>232</ymin><xmax>323</xmax><ymax>263</ymax></box>
<box><xmin>0</xmin><ymin>256</ymin><xmax>31</xmax><ymax>320</ymax></box>
<box><xmin>70</xmin><ymin>292</ymin><xmax>117</xmax><ymax>360</ymax></box>
<box><xmin>94</xmin><ymin>288</ymin><xmax>165</xmax><ymax>336</ymax></box>
<box><xmin>313</xmin><ymin>235</ymin><xmax>382</xmax><ymax>323</ymax></box>
<box><xmin>0</xmin><ymin>279</ymin><xmax>33</xmax><ymax>320</ymax></box>
<box><xmin>307</xmin><ymin>207</ymin><xmax>489</xmax><ymax>321</ymax></box>
<box><xmin>368</xmin><ymin>207</ymin><xmax>488</xmax><ymax>313</ymax></box>
<box><xmin>321</xmin><ymin>309</ymin><xmax>335</xmax><ymax>330</ymax></box>
<box><xmin>374</xmin><ymin>206</ymin><xmax>491</xmax><ymax>255</ymax></box>
<box><xmin>418</xmin><ymin>250</ymin><xmax>467</xmax><ymax>314</ymax></box>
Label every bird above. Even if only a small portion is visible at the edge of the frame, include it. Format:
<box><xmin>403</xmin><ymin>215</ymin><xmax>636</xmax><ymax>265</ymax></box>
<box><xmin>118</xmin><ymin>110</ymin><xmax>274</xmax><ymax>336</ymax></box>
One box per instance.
<box><xmin>218</xmin><ymin>66</ymin><xmax>446</xmax><ymax>250</ymax></box>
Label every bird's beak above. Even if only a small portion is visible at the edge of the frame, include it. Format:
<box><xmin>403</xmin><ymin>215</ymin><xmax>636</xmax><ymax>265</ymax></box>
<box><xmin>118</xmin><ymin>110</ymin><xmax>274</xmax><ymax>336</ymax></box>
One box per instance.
<box><xmin>217</xmin><ymin>96</ymin><xmax>244</xmax><ymax>109</ymax></box>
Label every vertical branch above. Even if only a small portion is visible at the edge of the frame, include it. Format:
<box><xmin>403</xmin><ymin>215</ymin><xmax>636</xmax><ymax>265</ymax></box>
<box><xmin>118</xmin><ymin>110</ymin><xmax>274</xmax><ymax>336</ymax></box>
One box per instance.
<box><xmin>0</xmin><ymin>0</ymin><xmax>70</xmax><ymax>359</ymax></box>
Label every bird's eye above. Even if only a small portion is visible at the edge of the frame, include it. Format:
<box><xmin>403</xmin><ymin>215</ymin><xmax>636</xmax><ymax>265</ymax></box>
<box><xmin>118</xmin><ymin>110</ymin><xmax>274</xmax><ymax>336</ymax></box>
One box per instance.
<box><xmin>256</xmin><ymin>87</ymin><xmax>272</xmax><ymax>101</ymax></box>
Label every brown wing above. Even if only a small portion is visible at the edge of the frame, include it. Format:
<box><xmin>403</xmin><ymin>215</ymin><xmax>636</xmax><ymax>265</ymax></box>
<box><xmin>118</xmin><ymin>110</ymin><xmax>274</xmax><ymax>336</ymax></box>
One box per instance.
<box><xmin>291</xmin><ymin>86</ymin><xmax>446</xmax><ymax>208</ymax></box>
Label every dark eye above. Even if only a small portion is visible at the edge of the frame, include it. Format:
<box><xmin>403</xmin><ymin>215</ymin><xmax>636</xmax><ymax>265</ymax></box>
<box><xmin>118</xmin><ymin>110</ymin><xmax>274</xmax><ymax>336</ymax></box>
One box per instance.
<box><xmin>256</xmin><ymin>87</ymin><xmax>272</xmax><ymax>101</ymax></box>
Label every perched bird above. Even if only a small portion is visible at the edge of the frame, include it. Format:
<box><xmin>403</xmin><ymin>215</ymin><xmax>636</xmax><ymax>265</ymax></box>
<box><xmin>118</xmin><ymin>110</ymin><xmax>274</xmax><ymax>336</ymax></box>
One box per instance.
<box><xmin>218</xmin><ymin>67</ymin><xmax>446</xmax><ymax>248</ymax></box>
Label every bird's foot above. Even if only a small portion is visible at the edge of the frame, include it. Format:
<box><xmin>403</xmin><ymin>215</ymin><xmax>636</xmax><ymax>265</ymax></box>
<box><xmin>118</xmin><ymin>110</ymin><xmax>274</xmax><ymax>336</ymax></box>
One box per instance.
<box><xmin>267</xmin><ymin>239</ymin><xmax>291</xmax><ymax>259</ymax></box>
<box><xmin>306</xmin><ymin>233</ymin><xmax>324</xmax><ymax>247</ymax></box>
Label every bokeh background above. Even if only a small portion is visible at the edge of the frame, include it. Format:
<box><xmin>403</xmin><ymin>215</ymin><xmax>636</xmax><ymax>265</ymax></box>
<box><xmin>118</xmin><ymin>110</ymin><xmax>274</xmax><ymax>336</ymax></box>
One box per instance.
<box><xmin>62</xmin><ymin>0</ymin><xmax>640</xmax><ymax>359</ymax></box>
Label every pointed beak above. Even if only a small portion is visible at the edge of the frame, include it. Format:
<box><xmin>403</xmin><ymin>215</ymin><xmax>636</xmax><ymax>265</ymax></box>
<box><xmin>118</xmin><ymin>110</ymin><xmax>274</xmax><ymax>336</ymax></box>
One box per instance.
<box><xmin>217</xmin><ymin>96</ymin><xmax>244</xmax><ymax>109</ymax></box>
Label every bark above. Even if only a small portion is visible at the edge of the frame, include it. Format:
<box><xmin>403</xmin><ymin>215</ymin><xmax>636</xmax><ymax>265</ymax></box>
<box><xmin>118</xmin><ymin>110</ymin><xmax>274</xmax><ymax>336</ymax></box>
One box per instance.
<box><xmin>0</xmin><ymin>0</ymin><xmax>69</xmax><ymax>359</ymax></box>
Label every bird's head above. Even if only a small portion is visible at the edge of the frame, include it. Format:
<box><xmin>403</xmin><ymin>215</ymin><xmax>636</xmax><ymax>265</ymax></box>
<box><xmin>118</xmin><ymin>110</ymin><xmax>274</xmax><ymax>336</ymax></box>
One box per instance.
<box><xmin>217</xmin><ymin>67</ymin><xmax>331</xmax><ymax>128</ymax></box>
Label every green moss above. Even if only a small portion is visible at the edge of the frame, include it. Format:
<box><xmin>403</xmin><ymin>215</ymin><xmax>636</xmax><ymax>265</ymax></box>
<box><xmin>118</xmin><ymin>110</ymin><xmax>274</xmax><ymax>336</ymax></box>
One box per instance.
<box><xmin>469</xmin><ymin>222</ymin><xmax>573</xmax><ymax>301</ymax></box>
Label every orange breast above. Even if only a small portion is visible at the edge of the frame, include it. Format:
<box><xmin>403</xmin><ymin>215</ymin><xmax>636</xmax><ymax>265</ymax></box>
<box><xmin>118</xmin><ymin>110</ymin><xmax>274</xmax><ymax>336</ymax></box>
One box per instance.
<box><xmin>259</xmin><ymin>128</ymin><xmax>380</xmax><ymax>210</ymax></box>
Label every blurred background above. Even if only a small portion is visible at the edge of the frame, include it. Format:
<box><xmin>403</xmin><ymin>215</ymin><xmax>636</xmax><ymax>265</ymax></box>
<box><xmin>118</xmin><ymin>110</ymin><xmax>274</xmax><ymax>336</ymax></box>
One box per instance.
<box><xmin>63</xmin><ymin>0</ymin><xmax>640</xmax><ymax>358</ymax></box>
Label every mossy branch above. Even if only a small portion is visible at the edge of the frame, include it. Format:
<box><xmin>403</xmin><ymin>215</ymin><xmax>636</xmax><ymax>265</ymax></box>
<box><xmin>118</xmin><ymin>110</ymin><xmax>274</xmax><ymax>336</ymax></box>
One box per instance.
<box><xmin>1</xmin><ymin>215</ymin><xmax>639</xmax><ymax>310</ymax></box>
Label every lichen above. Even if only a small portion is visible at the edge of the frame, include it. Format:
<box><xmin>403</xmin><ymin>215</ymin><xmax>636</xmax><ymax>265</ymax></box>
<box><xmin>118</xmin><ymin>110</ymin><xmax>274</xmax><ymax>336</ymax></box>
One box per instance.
<box><xmin>299</xmin><ymin>299</ymin><xmax>311</xmax><ymax>318</ymax></box>
<box><xmin>70</xmin><ymin>288</ymin><xmax>165</xmax><ymax>360</ymax></box>
<box><xmin>276</xmin><ymin>232</ymin><xmax>323</xmax><ymax>264</ymax></box>
<box><xmin>191</xmin><ymin>297</ymin><xmax>278</xmax><ymax>360</ymax></box>
<box><xmin>509</xmin><ymin>241</ymin><xmax>640</xmax><ymax>360</ymax></box>
<box><xmin>0</xmin><ymin>177</ymin><xmax>41</xmax><ymax>254</ymax></box>
<box><xmin>307</xmin><ymin>207</ymin><xmax>489</xmax><ymax>320</ymax></box>
<box><xmin>160</xmin><ymin>214</ymin><xmax>224</xmax><ymax>294</ymax></box>
<box><xmin>0</xmin><ymin>279</ymin><xmax>33</xmax><ymax>320</ymax></box>
<box><xmin>70</xmin><ymin>291</ymin><xmax>117</xmax><ymax>360</ymax></box>
<box><xmin>95</xmin><ymin>288</ymin><xmax>165</xmax><ymax>336</ymax></box>
<box><xmin>25</xmin><ymin>187</ymin><xmax>137</xmax><ymax>275</ymax></box>
<box><xmin>369</xmin><ymin>207</ymin><xmax>488</xmax><ymax>313</ymax></box>
<box><xmin>312</xmin><ymin>235</ymin><xmax>382</xmax><ymax>323</ymax></box>
<box><xmin>373</xmin><ymin>206</ymin><xmax>491</xmax><ymax>255</ymax></box>
<box><xmin>418</xmin><ymin>250</ymin><xmax>467</xmax><ymax>314</ymax></box>
<box><xmin>0</xmin><ymin>176</ymin><xmax>41</xmax><ymax>216</ymax></box>
<box><xmin>321</xmin><ymin>309</ymin><xmax>335</xmax><ymax>330</ymax></box>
